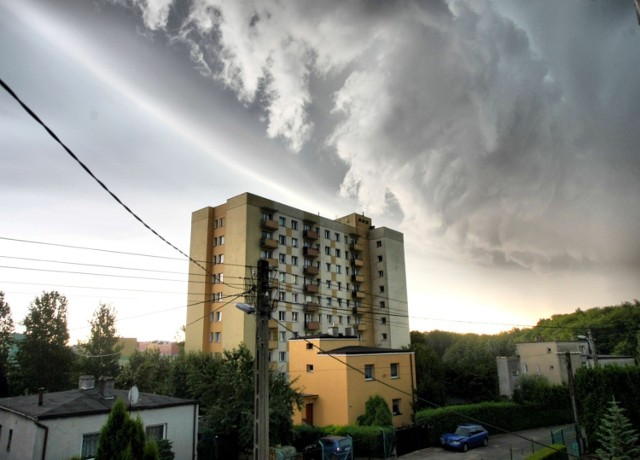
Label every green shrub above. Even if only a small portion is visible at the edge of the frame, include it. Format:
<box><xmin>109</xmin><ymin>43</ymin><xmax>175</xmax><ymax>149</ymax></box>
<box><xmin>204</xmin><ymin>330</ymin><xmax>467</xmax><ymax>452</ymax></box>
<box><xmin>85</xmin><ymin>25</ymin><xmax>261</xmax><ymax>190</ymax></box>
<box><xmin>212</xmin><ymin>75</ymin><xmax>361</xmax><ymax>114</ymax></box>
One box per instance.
<box><xmin>291</xmin><ymin>424</ymin><xmax>394</xmax><ymax>458</ymax></box>
<box><xmin>525</xmin><ymin>444</ymin><xmax>568</xmax><ymax>460</ymax></box>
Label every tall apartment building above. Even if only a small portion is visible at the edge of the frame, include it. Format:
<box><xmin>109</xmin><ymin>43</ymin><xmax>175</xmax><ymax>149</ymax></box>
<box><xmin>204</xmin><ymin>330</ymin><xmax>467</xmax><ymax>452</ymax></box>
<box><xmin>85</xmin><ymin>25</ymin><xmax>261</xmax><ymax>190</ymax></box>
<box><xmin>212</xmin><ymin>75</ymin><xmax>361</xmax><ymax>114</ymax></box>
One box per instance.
<box><xmin>185</xmin><ymin>193</ymin><xmax>410</xmax><ymax>374</ymax></box>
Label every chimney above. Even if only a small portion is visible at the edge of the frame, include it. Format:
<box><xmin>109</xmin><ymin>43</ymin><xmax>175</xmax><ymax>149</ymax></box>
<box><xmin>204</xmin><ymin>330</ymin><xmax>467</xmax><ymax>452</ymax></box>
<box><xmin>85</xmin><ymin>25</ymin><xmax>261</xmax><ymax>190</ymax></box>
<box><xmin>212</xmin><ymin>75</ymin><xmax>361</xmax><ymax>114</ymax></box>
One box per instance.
<box><xmin>38</xmin><ymin>387</ymin><xmax>45</xmax><ymax>406</ymax></box>
<box><xmin>79</xmin><ymin>375</ymin><xmax>95</xmax><ymax>390</ymax></box>
<box><xmin>98</xmin><ymin>376</ymin><xmax>115</xmax><ymax>399</ymax></box>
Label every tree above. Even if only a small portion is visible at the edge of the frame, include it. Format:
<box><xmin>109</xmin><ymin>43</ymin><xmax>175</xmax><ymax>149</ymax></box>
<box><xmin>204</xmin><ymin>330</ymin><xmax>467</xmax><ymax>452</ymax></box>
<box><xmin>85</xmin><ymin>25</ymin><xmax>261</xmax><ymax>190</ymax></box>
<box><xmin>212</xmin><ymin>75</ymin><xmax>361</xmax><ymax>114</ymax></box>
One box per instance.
<box><xmin>96</xmin><ymin>398</ymin><xmax>146</xmax><ymax>460</ymax></box>
<box><xmin>116</xmin><ymin>349</ymin><xmax>173</xmax><ymax>395</ymax></box>
<box><xmin>411</xmin><ymin>339</ymin><xmax>445</xmax><ymax>408</ymax></box>
<box><xmin>15</xmin><ymin>291</ymin><xmax>75</xmax><ymax>393</ymax></box>
<box><xmin>77</xmin><ymin>303</ymin><xmax>122</xmax><ymax>379</ymax></box>
<box><xmin>595</xmin><ymin>398</ymin><xmax>640</xmax><ymax>460</ymax></box>
<box><xmin>357</xmin><ymin>395</ymin><xmax>393</xmax><ymax>426</ymax></box>
<box><xmin>0</xmin><ymin>292</ymin><xmax>14</xmax><ymax>396</ymax></box>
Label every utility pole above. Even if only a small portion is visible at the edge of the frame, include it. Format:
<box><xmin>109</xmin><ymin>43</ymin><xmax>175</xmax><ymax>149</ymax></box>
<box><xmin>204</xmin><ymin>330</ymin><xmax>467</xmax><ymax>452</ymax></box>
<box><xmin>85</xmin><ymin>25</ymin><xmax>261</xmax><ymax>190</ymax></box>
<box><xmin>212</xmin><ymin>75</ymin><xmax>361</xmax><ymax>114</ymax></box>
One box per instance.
<box><xmin>254</xmin><ymin>259</ymin><xmax>271</xmax><ymax>460</ymax></box>
<box><xmin>587</xmin><ymin>328</ymin><xmax>598</xmax><ymax>368</ymax></box>
<box><xmin>565</xmin><ymin>351</ymin><xmax>584</xmax><ymax>455</ymax></box>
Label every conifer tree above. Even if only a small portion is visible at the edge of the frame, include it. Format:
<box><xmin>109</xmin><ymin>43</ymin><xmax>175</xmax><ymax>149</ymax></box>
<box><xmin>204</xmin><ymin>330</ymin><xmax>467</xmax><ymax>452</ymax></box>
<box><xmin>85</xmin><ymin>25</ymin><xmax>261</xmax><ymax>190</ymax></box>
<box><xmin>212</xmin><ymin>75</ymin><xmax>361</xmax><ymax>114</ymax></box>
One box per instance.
<box><xmin>96</xmin><ymin>398</ymin><xmax>146</xmax><ymax>460</ymax></box>
<box><xmin>595</xmin><ymin>397</ymin><xmax>640</xmax><ymax>460</ymax></box>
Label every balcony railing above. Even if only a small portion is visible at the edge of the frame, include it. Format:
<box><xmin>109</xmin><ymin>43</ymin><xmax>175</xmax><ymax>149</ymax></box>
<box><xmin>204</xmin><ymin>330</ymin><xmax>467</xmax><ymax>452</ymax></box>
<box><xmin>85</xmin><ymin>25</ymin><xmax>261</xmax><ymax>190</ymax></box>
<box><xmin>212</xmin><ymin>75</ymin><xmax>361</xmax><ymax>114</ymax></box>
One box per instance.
<box><xmin>303</xmin><ymin>230</ymin><xmax>319</xmax><ymax>240</ymax></box>
<box><xmin>357</xmin><ymin>323</ymin><xmax>367</xmax><ymax>332</ymax></box>
<box><xmin>303</xmin><ymin>266</ymin><xmax>319</xmax><ymax>276</ymax></box>
<box><xmin>351</xmin><ymin>274</ymin><xmax>365</xmax><ymax>283</ymax></box>
<box><xmin>260</xmin><ymin>237</ymin><xmax>278</xmax><ymax>249</ymax></box>
<box><xmin>304</xmin><ymin>302</ymin><xmax>320</xmax><ymax>313</ymax></box>
<box><xmin>305</xmin><ymin>321</ymin><xmax>320</xmax><ymax>331</ymax></box>
<box><xmin>303</xmin><ymin>247</ymin><xmax>319</xmax><ymax>258</ymax></box>
<box><xmin>260</xmin><ymin>219</ymin><xmax>278</xmax><ymax>231</ymax></box>
<box><xmin>351</xmin><ymin>258</ymin><xmax>364</xmax><ymax>268</ymax></box>
<box><xmin>304</xmin><ymin>284</ymin><xmax>319</xmax><ymax>294</ymax></box>
<box><xmin>352</xmin><ymin>290</ymin><xmax>365</xmax><ymax>300</ymax></box>
<box><xmin>350</xmin><ymin>242</ymin><xmax>364</xmax><ymax>252</ymax></box>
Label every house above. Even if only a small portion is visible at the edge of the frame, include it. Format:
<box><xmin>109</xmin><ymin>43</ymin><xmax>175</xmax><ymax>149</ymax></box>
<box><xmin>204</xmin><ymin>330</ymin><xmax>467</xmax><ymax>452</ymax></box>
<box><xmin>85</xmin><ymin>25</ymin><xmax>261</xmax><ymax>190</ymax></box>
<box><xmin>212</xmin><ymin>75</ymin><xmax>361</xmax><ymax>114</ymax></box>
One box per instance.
<box><xmin>184</xmin><ymin>192</ymin><xmax>411</xmax><ymax>375</ymax></box>
<box><xmin>497</xmin><ymin>341</ymin><xmax>637</xmax><ymax>397</ymax></box>
<box><xmin>288</xmin><ymin>335</ymin><xmax>416</xmax><ymax>427</ymax></box>
<box><xmin>0</xmin><ymin>376</ymin><xmax>198</xmax><ymax>459</ymax></box>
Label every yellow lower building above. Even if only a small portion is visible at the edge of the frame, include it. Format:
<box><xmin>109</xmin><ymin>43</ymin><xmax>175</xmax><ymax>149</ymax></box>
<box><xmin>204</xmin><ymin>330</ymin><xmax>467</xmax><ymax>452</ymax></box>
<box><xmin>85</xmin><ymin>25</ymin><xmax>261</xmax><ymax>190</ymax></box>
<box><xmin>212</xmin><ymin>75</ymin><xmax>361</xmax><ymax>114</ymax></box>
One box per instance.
<box><xmin>289</xmin><ymin>336</ymin><xmax>416</xmax><ymax>428</ymax></box>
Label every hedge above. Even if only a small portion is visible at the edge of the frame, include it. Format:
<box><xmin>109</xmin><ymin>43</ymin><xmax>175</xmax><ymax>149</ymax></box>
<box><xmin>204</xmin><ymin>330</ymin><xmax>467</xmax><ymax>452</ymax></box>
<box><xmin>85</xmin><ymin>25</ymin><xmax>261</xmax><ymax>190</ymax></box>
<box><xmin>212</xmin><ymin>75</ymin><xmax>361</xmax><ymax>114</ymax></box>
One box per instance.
<box><xmin>415</xmin><ymin>401</ymin><xmax>572</xmax><ymax>445</ymax></box>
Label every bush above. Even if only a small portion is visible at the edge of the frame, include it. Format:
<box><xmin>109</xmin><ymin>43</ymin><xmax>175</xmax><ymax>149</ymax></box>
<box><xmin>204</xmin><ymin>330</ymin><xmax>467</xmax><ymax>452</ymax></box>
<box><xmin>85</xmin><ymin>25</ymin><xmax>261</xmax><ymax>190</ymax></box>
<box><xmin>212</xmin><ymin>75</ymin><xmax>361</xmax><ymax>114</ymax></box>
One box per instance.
<box><xmin>415</xmin><ymin>401</ymin><xmax>572</xmax><ymax>445</ymax></box>
<box><xmin>524</xmin><ymin>444</ymin><xmax>568</xmax><ymax>460</ymax></box>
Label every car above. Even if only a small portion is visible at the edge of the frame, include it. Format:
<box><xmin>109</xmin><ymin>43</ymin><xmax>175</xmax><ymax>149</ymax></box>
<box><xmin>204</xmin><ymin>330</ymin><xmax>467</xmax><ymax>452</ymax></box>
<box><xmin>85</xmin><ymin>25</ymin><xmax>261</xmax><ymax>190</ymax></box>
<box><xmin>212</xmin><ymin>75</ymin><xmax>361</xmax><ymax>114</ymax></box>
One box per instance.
<box><xmin>440</xmin><ymin>423</ymin><xmax>489</xmax><ymax>452</ymax></box>
<box><xmin>303</xmin><ymin>435</ymin><xmax>354</xmax><ymax>460</ymax></box>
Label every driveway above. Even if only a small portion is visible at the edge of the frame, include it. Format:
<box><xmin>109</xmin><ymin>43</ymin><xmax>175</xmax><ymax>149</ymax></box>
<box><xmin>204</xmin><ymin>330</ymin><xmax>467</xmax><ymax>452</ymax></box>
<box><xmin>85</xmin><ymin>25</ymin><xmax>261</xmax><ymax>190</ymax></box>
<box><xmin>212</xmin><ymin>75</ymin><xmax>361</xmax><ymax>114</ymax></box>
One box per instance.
<box><xmin>398</xmin><ymin>425</ymin><xmax>574</xmax><ymax>460</ymax></box>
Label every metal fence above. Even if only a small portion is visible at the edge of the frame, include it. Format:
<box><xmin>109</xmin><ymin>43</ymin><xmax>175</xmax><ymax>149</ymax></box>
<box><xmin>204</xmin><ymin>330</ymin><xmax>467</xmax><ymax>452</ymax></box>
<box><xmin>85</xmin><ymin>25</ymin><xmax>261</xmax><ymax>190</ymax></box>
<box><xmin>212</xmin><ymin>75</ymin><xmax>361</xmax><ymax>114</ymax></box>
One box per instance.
<box><xmin>551</xmin><ymin>424</ymin><xmax>581</xmax><ymax>458</ymax></box>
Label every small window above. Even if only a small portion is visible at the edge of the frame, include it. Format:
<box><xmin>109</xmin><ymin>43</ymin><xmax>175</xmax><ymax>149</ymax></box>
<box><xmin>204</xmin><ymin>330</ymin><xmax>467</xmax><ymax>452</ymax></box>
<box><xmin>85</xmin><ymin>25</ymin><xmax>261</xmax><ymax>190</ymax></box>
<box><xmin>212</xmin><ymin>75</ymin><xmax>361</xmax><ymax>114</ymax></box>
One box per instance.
<box><xmin>378</xmin><ymin>270</ymin><xmax>384</xmax><ymax>278</ymax></box>
<box><xmin>279</xmin><ymin>291</ymin><xmax>286</xmax><ymax>301</ymax></box>
<box><xmin>279</xmin><ymin>254</ymin><xmax>286</xmax><ymax>263</ymax></box>
<box><xmin>335</xmin><ymin>233</ymin><xmax>340</xmax><ymax>242</ymax></box>
<box><xmin>335</xmin><ymin>248</ymin><xmax>341</xmax><ymax>258</ymax></box>
<box><xmin>279</xmin><ymin>216</ymin><xmax>286</xmax><ymax>226</ymax></box>
<box><xmin>280</xmin><ymin>331</ymin><xmax>286</xmax><ymax>342</ymax></box>
<box><xmin>376</xmin><ymin>241</ymin><xmax>382</xmax><ymax>248</ymax></box>
<box><xmin>291</xmin><ymin>256</ymin><xmax>298</xmax><ymax>266</ymax></box>
<box><xmin>381</xmin><ymin>317</ymin><xmax>387</xmax><ymax>324</ymax></box>
<box><xmin>279</xmin><ymin>235</ymin><xmax>286</xmax><ymax>245</ymax></box>
<box><xmin>279</xmin><ymin>351</ymin><xmax>287</xmax><ymax>362</ymax></box>
<box><xmin>209</xmin><ymin>332</ymin><xmax>214</xmax><ymax>343</ymax></box>
<box><xmin>306</xmin><ymin>364</ymin><xmax>314</xmax><ymax>372</ymax></box>
<box><xmin>291</xmin><ymin>220</ymin><xmax>298</xmax><ymax>230</ymax></box>
<box><xmin>377</xmin><ymin>255</ymin><xmax>383</xmax><ymax>262</ymax></box>
<box><xmin>215</xmin><ymin>311</ymin><xmax>222</xmax><ymax>322</ymax></box>
<box><xmin>379</xmin><ymin>286</ymin><xmax>385</xmax><ymax>293</ymax></box>
<box><xmin>215</xmin><ymin>332</ymin><xmax>221</xmax><ymax>342</ymax></box>
<box><xmin>219</xmin><ymin>235</ymin><xmax>225</xmax><ymax>245</ymax></box>
<box><xmin>81</xmin><ymin>433</ymin><xmax>99</xmax><ymax>459</ymax></box>
<box><xmin>218</xmin><ymin>254</ymin><xmax>224</xmax><ymax>264</ymax></box>
<box><xmin>364</xmin><ymin>364</ymin><xmax>374</xmax><ymax>380</ymax></box>
<box><xmin>381</xmin><ymin>333</ymin><xmax>388</xmax><ymax>341</ymax></box>
<box><xmin>392</xmin><ymin>399</ymin><xmax>401</xmax><ymax>415</ymax></box>
<box><xmin>390</xmin><ymin>363</ymin><xmax>399</xmax><ymax>378</ymax></box>
<box><xmin>292</xmin><ymin>237</ymin><xmax>298</xmax><ymax>247</ymax></box>
<box><xmin>292</xmin><ymin>312</ymin><xmax>299</xmax><ymax>322</ymax></box>
<box><xmin>146</xmin><ymin>424</ymin><xmax>165</xmax><ymax>441</ymax></box>
<box><xmin>278</xmin><ymin>311</ymin><xmax>286</xmax><ymax>321</ymax></box>
<box><xmin>306</xmin><ymin>343</ymin><xmax>313</xmax><ymax>350</ymax></box>
<box><xmin>324</xmin><ymin>229</ymin><xmax>331</xmax><ymax>239</ymax></box>
<box><xmin>380</xmin><ymin>301</ymin><xmax>386</xmax><ymax>309</ymax></box>
<box><xmin>325</xmin><ymin>246</ymin><xmax>331</xmax><ymax>255</ymax></box>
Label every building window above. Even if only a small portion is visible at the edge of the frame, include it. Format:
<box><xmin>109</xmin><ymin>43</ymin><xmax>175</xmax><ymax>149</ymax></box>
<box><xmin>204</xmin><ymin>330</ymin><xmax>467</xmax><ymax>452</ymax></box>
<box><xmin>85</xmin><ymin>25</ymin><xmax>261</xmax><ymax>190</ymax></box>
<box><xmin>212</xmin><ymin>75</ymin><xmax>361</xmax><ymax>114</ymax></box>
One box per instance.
<box><xmin>306</xmin><ymin>342</ymin><xmax>313</xmax><ymax>350</ymax></box>
<box><xmin>335</xmin><ymin>248</ymin><xmax>341</xmax><ymax>258</ymax></box>
<box><xmin>377</xmin><ymin>255</ymin><xmax>383</xmax><ymax>262</ymax></box>
<box><xmin>377</xmin><ymin>240</ymin><xmax>382</xmax><ymax>248</ymax></box>
<box><xmin>325</xmin><ymin>229</ymin><xmax>331</xmax><ymax>239</ymax></box>
<box><xmin>390</xmin><ymin>363</ymin><xmax>399</xmax><ymax>378</ymax></box>
<box><xmin>326</xmin><ymin>297</ymin><xmax>332</xmax><ymax>307</ymax></box>
<box><xmin>325</xmin><ymin>246</ymin><xmax>331</xmax><ymax>255</ymax></box>
<box><xmin>335</xmin><ymin>233</ymin><xmax>340</xmax><ymax>242</ymax></box>
<box><xmin>278</xmin><ymin>311</ymin><xmax>286</xmax><ymax>321</ymax></box>
<box><xmin>326</xmin><ymin>262</ymin><xmax>331</xmax><ymax>272</ymax></box>
<box><xmin>215</xmin><ymin>311</ymin><xmax>222</xmax><ymax>322</ymax></box>
<box><xmin>219</xmin><ymin>235</ymin><xmax>225</xmax><ymax>245</ymax></box>
<box><xmin>336</xmin><ymin>265</ymin><xmax>342</xmax><ymax>274</ymax></box>
<box><xmin>291</xmin><ymin>220</ymin><xmax>298</xmax><ymax>230</ymax></box>
<box><xmin>291</xmin><ymin>256</ymin><xmax>298</xmax><ymax>266</ymax></box>
<box><xmin>378</xmin><ymin>270</ymin><xmax>384</xmax><ymax>278</ymax></box>
<box><xmin>209</xmin><ymin>332</ymin><xmax>214</xmax><ymax>343</ymax></box>
<box><xmin>81</xmin><ymin>433</ymin><xmax>99</xmax><ymax>459</ymax></box>
<box><xmin>292</xmin><ymin>293</ymin><xmax>298</xmax><ymax>303</ymax></box>
<box><xmin>279</xmin><ymin>351</ymin><xmax>287</xmax><ymax>362</ymax></box>
<box><xmin>364</xmin><ymin>364</ymin><xmax>374</xmax><ymax>380</ymax></box>
<box><xmin>306</xmin><ymin>364</ymin><xmax>314</xmax><ymax>372</ymax></box>
<box><xmin>279</xmin><ymin>216</ymin><xmax>286</xmax><ymax>226</ymax></box>
<box><xmin>380</xmin><ymin>301</ymin><xmax>386</xmax><ymax>309</ymax></box>
<box><xmin>280</xmin><ymin>331</ymin><xmax>286</xmax><ymax>342</ymax></box>
<box><xmin>209</xmin><ymin>312</ymin><xmax>214</xmax><ymax>323</ymax></box>
<box><xmin>392</xmin><ymin>399</ymin><xmax>401</xmax><ymax>415</ymax></box>
<box><xmin>292</xmin><ymin>312</ymin><xmax>299</xmax><ymax>322</ymax></box>
<box><xmin>338</xmin><ymin>316</ymin><xmax>343</xmax><ymax>324</ymax></box>
<box><xmin>215</xmin><ymin>332</ymin><xmax>221</xmax><ymax>342</ymax></box>
<box><xmin>279</xmin><ymin>235</ymin><xmax>286</xmax><ymax>245</ymax></box>
<box><xmin>218</xmin><ymin>254</ymin><xmax>224</xmax><ymax>264</ymax></box>
<box><xmin>279</xmin><ymin>291</ymin><xmax>286</xmax><ymax>301</ymax></box>
<box><xmin>381</xmin><ymin>333</ymin><xmax>388</xmax><ymax>341</ymax></box>
<box><xmin>327</xmin><ymin>314</ymin><xmax>333</xmax><ymax>324</ymax></box>
<box><xmin>381</xmin><ymin>317</ymin><xmax>387</xmax><ymax>324</ymax></box>
<box><xmin>292</xmin><ymin>237</ymin><xmax>298</xmax><ymax>247</ymax></box>
<box><xmin>347</xmin><ymin>316</ymin><xmax>351</xmax><ymax>324</ymax></box>
<box><xmin>279</xmin><ymin>272</ymin><xmax>286</xmax><ymax>283</ymax></box>
<box><xmin>291</xmin><ymin>274</ymin><xmax>298</xmax><ymax>285</ymax></box>
<box><xmin>279</xmin><ymin>254</ymin><xmax>286</xmax><ymax>264</ymax></box>
<box><xmin>146</xmin><ymin>424</ymin><xmax>165</xmax><ymax>441</ymax></box>
<box><xmin>379</xmin><ymin>286</ymin><xmax>385</xmax><ymax>293</ymax></box>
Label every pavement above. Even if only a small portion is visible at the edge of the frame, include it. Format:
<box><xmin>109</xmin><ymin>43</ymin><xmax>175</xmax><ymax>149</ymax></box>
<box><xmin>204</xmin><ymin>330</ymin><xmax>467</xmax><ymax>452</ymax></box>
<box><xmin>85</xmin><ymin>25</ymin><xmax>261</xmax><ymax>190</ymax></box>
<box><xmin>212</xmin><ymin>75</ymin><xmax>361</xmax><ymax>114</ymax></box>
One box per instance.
<box><xmin>397</xmin><ymin>425</ymin><xmax>574</xmax><ymax>460</ymax></box>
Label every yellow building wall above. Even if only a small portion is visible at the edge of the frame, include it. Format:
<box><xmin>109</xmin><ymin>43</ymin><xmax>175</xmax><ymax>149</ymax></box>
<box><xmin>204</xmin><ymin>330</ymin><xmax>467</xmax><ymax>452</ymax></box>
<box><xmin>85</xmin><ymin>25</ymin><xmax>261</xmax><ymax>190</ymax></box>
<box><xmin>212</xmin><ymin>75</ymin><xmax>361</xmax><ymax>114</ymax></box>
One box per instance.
<box><xmin>289</xmin><ymin>338</ymin><xmax>415</xmax><ymax>428</ymax></box>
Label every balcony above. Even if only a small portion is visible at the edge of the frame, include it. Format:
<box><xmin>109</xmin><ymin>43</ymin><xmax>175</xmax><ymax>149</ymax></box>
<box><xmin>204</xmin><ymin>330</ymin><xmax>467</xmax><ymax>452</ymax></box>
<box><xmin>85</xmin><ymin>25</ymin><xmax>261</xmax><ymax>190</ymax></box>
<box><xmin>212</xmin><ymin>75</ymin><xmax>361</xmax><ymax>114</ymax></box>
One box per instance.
<box><xmin>269</xmin><ymin>339</ymin><xmax>278</xmax><ymax>350</ymax></box>
<box><xmin>269</xmin><ymin>319</ymin><xmax>278</xmax><ymax>329</ymax></box>
<box><xmin>351</xmin><ymin>274</ymin><xmax>365</xmax><ymax>284</ymax></box>
<box><xmin>304</xmin><ymin>284</ymin><xmax>319</xmax><ymax>294</ymax></box>
<box><xmin>260</xmin><ymin>237</ymin><xmax>278</xmax><ymax>249</ymax></box>
<box><xmin>357</xmin><ymin>323</ymin><xmax>367</xmax><ymax>332</ymax></box>
<box><xmin>352</xmin><ymin>290</ymin><xmax>365</xmax><ymax>300</ymax></box>
<box><xmin>303</xmin><ymin>246</ymin><xmax>319</xmax><ymax>258</ymax></box>
<box><xmin>350</xmin><ymin>242</ymin><xmax>364</xmax><ymax>252</ymax></box>
<box><xmin>264</xmin><ymin>258</ymin><xmax>278</xmax><ymax>268</ymax></box>
<box><xmin>304</xmin><ymin>302</ymin><xmax>320</xmax><ymax>313</ymax></box>
<box><xmin>260</xmin><ymin>219</ymin><xmax>278</xmax><ymax>231</ymax></box>
<box><xmin>351</xmin><ymin>258</ymin><xmax>364</xmax><ymax>268</ymax></box>
<box><xmin>303</xmin><ymin>266</ymin><xmax>319</xmax><ymax>276</ymax></box>
<box><xmin>303</xmin><ymin>230</ymin><xmax>319</xmax><ymax>240</ymax></box>
<box><xmin>305</xmin><ymin>321</ymin><xmax>320</xmax><ymax>331</ymax></box>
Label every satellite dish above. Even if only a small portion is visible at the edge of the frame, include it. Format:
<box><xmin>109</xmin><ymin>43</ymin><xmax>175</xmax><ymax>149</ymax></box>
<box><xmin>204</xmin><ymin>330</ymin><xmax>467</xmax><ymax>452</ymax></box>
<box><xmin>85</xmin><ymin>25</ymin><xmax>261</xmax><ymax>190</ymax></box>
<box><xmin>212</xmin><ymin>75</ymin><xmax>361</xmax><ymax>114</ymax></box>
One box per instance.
<box><xmin>128</xmin><ymin>385</ymin><xmax>139</xmax><ymax>406</ymax></box>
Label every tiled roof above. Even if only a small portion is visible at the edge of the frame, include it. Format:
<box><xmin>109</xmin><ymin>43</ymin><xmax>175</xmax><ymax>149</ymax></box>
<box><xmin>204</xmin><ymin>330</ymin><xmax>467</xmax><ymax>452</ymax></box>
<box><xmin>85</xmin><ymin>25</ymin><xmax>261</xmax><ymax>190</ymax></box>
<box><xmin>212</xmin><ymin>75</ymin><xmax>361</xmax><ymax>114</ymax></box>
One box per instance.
<box><xmin>0</xmin><ymin>388</ymin><xmax>195</xmax><ymax>420</ymax></box>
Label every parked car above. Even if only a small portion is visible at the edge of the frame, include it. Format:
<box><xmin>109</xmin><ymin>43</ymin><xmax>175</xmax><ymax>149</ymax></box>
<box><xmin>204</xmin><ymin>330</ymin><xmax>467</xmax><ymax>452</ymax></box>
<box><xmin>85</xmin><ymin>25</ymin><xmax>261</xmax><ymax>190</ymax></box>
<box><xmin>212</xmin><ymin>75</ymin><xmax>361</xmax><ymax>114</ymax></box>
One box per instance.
<box><xmin>440</xmin><ymin>423</ymin><xmax>489</xmax><ymax>452</ymax></box>
<box><xmin>303</xmin><ymin>435</ymin><xmax>354</xmax><ymax>460</ymax></box>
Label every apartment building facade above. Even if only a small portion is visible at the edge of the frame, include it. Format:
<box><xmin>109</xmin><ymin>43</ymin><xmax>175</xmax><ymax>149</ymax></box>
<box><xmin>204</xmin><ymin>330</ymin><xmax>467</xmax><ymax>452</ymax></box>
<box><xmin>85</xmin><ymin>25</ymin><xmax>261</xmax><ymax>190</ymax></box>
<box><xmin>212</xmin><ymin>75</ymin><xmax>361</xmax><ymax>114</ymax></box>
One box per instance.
<box><xmin>184</xmin><ymin>193</ymin><xmax>410</xmax><ymax>374</ymax></box>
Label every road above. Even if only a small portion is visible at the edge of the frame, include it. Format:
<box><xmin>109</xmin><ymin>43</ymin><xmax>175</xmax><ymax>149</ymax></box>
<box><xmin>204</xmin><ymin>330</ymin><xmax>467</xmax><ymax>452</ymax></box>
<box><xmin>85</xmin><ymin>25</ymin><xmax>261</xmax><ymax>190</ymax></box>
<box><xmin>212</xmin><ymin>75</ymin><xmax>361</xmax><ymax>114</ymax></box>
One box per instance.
<box><xmin>397</xmin><ymin>426</ymin><xmax>573</xmax><ymax>460</ymax></box>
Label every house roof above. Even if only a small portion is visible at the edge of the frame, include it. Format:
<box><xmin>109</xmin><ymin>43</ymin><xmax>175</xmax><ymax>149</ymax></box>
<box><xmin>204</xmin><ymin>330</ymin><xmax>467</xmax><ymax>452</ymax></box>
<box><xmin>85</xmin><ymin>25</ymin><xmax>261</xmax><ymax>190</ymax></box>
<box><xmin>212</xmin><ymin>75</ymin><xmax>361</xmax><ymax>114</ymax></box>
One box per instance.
<box><xmin>318</xmin><ymin>345</ymin><xmax>410</xmax><ymax>355</ymax></box>
<box><xmin>0</xmin><ymin>388</ymin><xmax>196</xmax><ymax>421</ymax></box>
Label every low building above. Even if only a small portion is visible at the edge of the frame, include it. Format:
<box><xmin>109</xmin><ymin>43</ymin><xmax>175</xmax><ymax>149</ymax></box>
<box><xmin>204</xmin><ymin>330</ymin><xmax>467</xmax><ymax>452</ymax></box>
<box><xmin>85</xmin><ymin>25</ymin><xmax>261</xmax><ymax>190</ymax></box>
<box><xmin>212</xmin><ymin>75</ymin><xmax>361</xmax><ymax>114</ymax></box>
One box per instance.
<box><xmin>289</xmin><ymin>335</ymin><xmax>416</xmax><ymax>427</ymax></box>
<box><xmin>497</xmin><ymin>341</ymin><xmax>637</xmax><ymax>397</ymax></box>
<box><xmin>138</xmin><ymin>340</ymin><xmax>181</xmax><ymax>356</ymax></box>
<box><xmin>0</xmin><ymin>377</ymin><xmax>198</xmax><ymax>460</ymax></box>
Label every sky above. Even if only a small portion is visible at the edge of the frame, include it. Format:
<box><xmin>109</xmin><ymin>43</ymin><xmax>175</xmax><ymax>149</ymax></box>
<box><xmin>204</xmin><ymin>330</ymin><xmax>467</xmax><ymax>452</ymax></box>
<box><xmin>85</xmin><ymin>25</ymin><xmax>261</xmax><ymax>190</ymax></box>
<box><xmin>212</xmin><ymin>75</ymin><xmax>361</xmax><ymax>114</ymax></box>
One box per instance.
<box><xmin>1</xmin><ymin>0</ymin><xmax>639</xmax><ymax>343</ymax></box>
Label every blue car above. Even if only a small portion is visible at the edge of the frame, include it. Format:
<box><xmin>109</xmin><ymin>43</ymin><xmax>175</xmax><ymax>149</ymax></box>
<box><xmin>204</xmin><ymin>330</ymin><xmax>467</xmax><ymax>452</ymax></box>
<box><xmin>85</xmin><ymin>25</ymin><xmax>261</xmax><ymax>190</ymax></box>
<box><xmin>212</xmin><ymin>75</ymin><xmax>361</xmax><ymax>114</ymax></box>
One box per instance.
<box><xmin>440</xmin><ymin>423</ymin><xmax>489</xmax><ymax>452</ymax></box>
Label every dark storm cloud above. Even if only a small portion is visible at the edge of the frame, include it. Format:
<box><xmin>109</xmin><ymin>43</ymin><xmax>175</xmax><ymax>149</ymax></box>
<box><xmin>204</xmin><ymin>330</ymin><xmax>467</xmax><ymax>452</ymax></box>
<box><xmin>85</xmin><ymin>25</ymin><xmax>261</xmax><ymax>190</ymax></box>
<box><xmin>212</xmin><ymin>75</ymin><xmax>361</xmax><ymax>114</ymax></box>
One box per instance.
<box><xmin>114</xmin><ymin>0</ymin><xmax>640</xmax><ymax>272</ymax></box>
